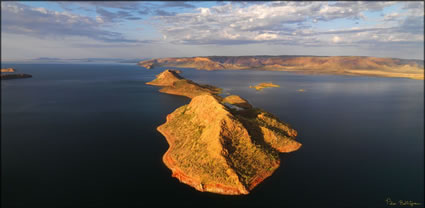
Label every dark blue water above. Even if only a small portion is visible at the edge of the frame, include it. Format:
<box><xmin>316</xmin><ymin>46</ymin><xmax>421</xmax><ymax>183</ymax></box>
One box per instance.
<box><xmin>1</xmin><ymin>64</ymin><xmax>424</xmax><ymax>208</ymax></box>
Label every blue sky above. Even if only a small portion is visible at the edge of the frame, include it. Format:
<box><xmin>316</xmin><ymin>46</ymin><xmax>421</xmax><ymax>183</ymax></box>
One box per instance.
<box><xmin>1</xmin><ymin>1</ymin><xmax>424</xmax><ymax>61</ymax></box>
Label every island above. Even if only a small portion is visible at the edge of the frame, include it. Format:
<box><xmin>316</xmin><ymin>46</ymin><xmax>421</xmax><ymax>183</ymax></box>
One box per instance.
<box><xmin>1</xmin><ymin>68</ymin><xmax>15</xmax><ymax>72</ymax></box>
<box><xmin>149</xmin><ymin>69</ymin><xmax>301</xmax><ymax>195</ymax></box>
<box><xmin>1</xmin><ymin>74</ymin><xmax>32</xmax><ymax>80</ymax></box>
<box><xmin>139</xmin><ymin>56</ymin><xmax>424</xmax><ymax>80</ymax></box>
<box><xmin>250</xmin><ymin>82</ymin><xmax>280</xmax><ymax>91</ymax></box>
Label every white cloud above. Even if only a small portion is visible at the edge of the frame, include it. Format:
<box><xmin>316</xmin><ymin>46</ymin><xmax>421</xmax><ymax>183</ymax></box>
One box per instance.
<box><xmin>95</xmin><ymin>16</ymin><xmax>104</xmax><ymax>24</ymax></box>
<box><xmin>147</xmin><ymin>0</ymin><xmax>423</xmax><ymax>59</ymax></box>
<box><xmin>255</xmin><ymin>33</ymin><xmax>278</xmax><ymax>41</ymax></box>
<box><xmin>32</xmin><ymin>7</ymin><xmax>48</xmax><ymax>14</ymax></box>
<box><xmin>383</xmin><ymin>12</ymin><xmax>400</xmax><ymax>22</ymax></box>
<box><xmin>1</xmin><ymin>2</ymin><xmax>141</xmax><ymax>43</ymax></box>
<box><xmin>332</xmin><ymin>36</ymin><xmax>341</xmax><ymax>43</ymax></box>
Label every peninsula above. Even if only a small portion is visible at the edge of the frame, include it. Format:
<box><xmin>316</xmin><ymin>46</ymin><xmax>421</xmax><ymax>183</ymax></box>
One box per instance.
<box><xmin>149</xmin><ymin>70</ymin><xmax>301</xmax><ymax>195</ymax></box>
<box><xmin>250</xmin><ymin>82</ymin><xmax>280</xmax><ymax>91</ymax></box>
<box><xmin>139</xmin><ymin>56</ymin><xmax>424</xmax><ymax>80</ymax></box>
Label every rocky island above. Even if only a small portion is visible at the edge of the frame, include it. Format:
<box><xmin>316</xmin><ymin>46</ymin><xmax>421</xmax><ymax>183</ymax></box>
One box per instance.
<box><xmin>149</xmin><ymin>69</ymin><xmax>301</xmax><ymax>195</ymax></box>
<box><xmin>1</xmin><ymin>68</ymin><xmax>32</xmax><ymax>80</ymax></box>
<box><xmin>1</xmin><ymin>68</ymin><xmax>15</xmax><ymax>73</ymax></box>
<box><xmin>250</xmin><ymin>82</ymin><xmax>280</xmax><ymax>91</ymax></box>
<box><xmin>139</xmin><ymin>56</ymin><xmax>424</xmax><ymax>80</ymax></box>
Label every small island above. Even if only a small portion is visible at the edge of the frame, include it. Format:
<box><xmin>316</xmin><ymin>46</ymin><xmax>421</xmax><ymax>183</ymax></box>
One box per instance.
<box><xmin>1</xmin><ymin>68</ymin><xmax>15</xmax><ymax>73</ymax></box>
<box><xmin>148</xmin><ymin>70</ymin><xmax>301</xmax><ymax>195</ymax></box>
<box><xmin>1</xmin><ymin>68</ymin><xmax>32</xmax><ymax>80</ymax></box>
<box><xmin>1</xmin><ymin>74</ymin><xmax>32</xmax><ymax>80</ymax></box>
<box><xmin>250</xmin><ymin>82</ymin><xmax>280</xmax><ymax>91</ymax></box>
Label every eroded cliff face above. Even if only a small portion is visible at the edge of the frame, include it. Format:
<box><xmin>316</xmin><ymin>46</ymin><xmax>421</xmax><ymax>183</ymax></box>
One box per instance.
<box><xmin>149</xmin><ymin>70</ymin><xmax>301</xmax><ymax>195</ymax></box>
<box><xmin>139</xmin><ymin>56</ymin><xmax>424</xmax><ymax>80</ymax></box>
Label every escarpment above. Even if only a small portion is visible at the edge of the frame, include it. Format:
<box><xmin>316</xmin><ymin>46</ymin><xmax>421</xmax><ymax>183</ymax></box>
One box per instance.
<box><xmin>139</xmin><ymin>56</ymin><xmax>424</xmax><ymax>80</ymax></box>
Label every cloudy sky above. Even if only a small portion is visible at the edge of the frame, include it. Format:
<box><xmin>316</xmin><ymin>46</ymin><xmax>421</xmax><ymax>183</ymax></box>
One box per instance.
<box><xmin>1</xmin><ymin>1</ymin><xmax>424</xmax><ymax>61</ymax></box>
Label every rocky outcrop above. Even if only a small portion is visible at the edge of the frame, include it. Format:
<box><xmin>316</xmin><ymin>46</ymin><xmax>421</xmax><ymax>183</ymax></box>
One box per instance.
<box><xmin>1</xmin><ymin>74</ymin><xmax>32</xmax><ymax>80</ymax></box>
<box><xmin>149</xmin><ymin>70</ymin><xmax>301</xmax><ymax>195</ymax></box>
<box><xmin>1</xmin><ymin>68</ymin><xmax>15</xmax><ymax>72</ymax></box>
<box><xmin>146</xmin><ymin>69</ymin><xmax>221</xmax><ymax>98</ymax></box>
<box><xmin>222</xmin><ymin>95</ymin><xmax>252</xmax><ymax>109</ymax></box>
<box><xmin>250</xmin><ymin>82</ymin><xmax>280</xmax><ymax>91</ymax></box>
<box><xmin>139</xmin><ymin>56</ymin><xmax>425</xmax><ymax>80</ymax></box>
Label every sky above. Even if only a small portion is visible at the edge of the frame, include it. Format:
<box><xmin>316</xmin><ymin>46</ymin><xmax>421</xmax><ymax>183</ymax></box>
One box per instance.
<box><xmin>1</xmin><ymin>1</ymin><xmax>424</xmax><ymax>61</ymax></box>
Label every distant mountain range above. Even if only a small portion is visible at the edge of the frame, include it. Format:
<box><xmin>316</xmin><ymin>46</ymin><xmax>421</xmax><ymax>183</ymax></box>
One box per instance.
<box><xmin>2</xmin><ymin>57</ymin><xmax>148</xmax><ymax>64</ymax></box>
<box><xmin>139</xmin><ymin>56</ymin><xmax>424</xmax><ymax>80</ymax></box>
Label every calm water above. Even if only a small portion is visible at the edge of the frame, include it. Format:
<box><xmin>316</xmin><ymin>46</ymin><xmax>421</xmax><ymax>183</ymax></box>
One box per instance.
<box><xmin>1</xmin><ymin>64</ymin><xmax>424</xmax><ymax>208</ymax></box>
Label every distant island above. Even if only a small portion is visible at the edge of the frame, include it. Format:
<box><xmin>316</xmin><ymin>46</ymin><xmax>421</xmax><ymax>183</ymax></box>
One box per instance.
<box><xmin>139</xmin><ymin>56</ymin><xmax>424</xmax><ymax>80</ymax></box>
<box><xmin>148</xmin><ymin>69</ymin><xmax>301</xmax><ymax>195</ymax></box>
<box><xmin>1</xmin><ymin>68</ymin><xmax>32</xmax><ymax>80</ymax></box>
<box><xmin>250</xmin><ymin>82</ymin><xmax>280</xmax><ymax>91</ymax></box>
<box><xmin>1</xmin><ymin>74</ymin><xmax>32</xmax><ymax>80</ymax></box>
<box><xmin>1</xmin><ymin>68</ymin><xmax>15</xmax><ymax>73</ymax></box>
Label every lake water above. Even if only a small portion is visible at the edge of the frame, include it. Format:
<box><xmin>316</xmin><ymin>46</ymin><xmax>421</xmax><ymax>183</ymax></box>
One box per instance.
<box><xmin>1</xmin><ymin>63</ymin><xmax>423</xmax><ymax>208</ymax></box>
